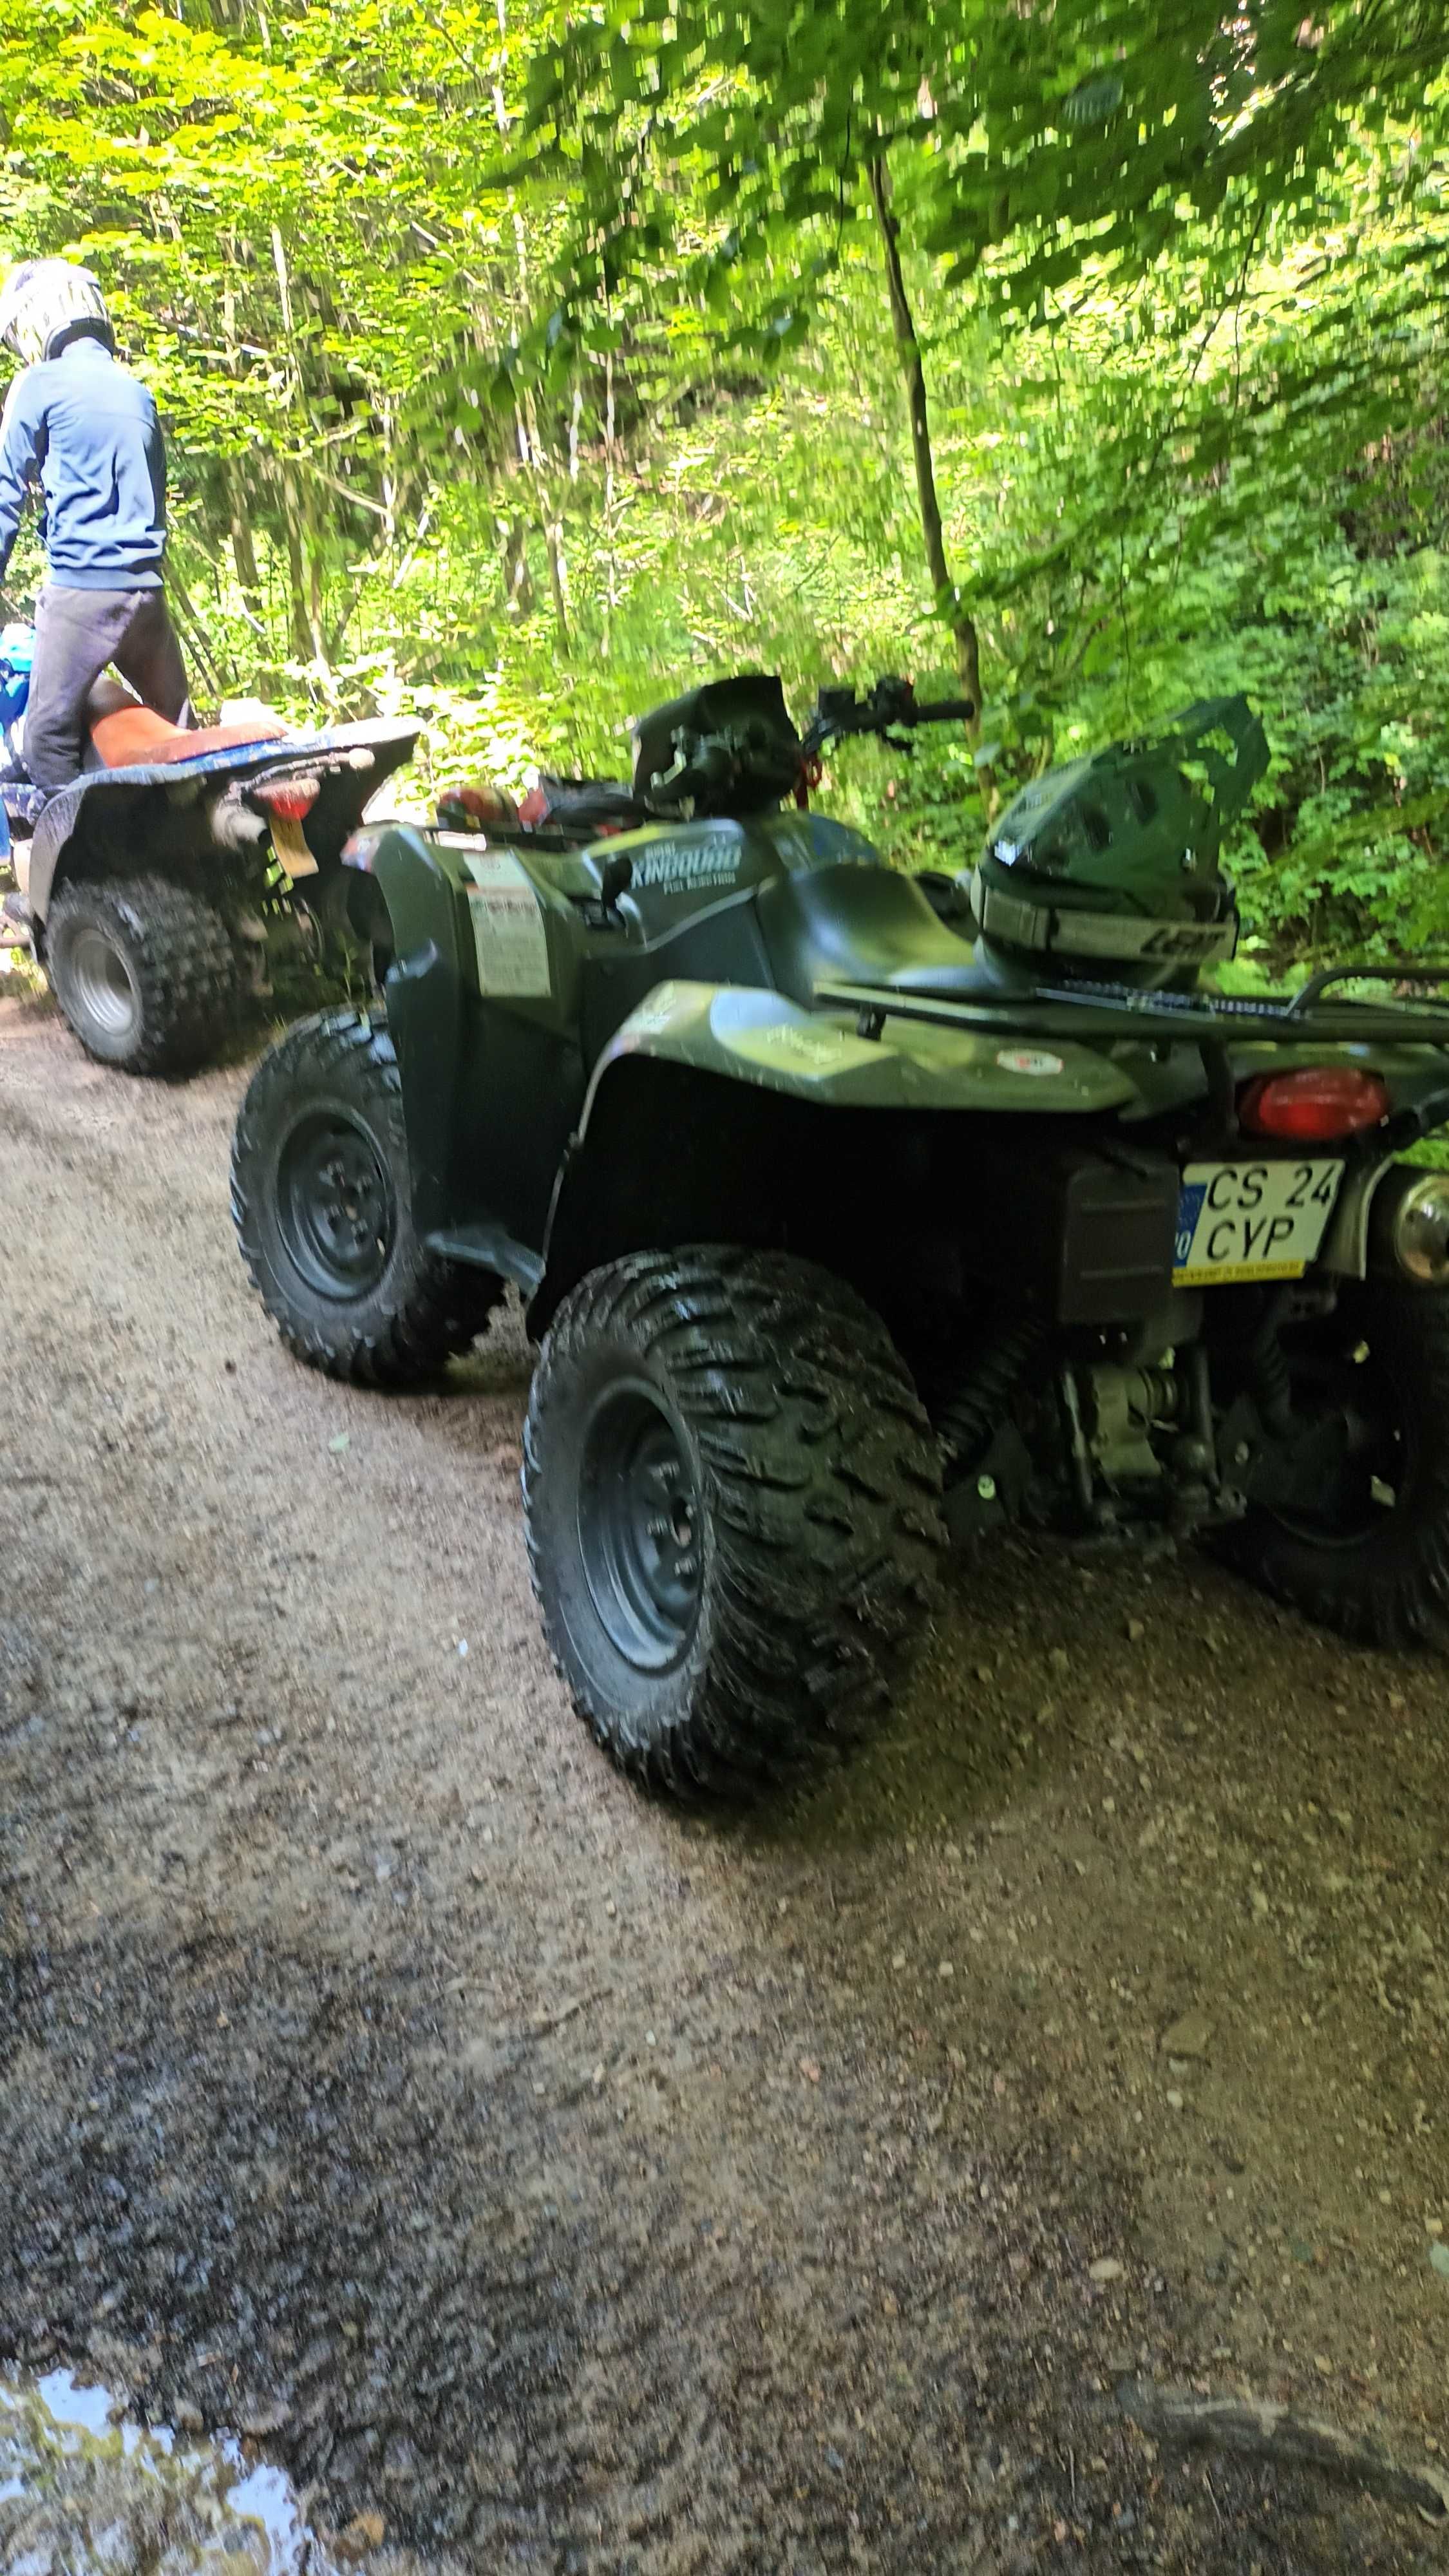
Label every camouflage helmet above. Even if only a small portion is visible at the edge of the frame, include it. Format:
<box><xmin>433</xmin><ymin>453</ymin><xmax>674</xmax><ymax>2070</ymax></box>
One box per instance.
<box><xmin>968</xmin><ymin>697</ymin><xmax>1267</xmax><ymax>984</ymax></box>
<box><xmin>0</xmin><ymin>260</ymin><xmax>113</xmax><ymax>368</ymax></box>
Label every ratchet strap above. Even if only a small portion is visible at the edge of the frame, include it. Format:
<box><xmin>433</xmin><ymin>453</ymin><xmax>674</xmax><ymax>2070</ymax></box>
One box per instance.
<box><xmin>969</xmin><ymin>871</ymin><xmax>1238</xmax><ymax>967</ymax></box>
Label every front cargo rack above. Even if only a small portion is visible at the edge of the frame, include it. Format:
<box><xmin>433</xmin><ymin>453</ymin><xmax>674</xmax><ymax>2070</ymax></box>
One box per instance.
<box><xmin>815</xmin><ymin>963</ymin><xmax>1449</xmax><ymax>1052</ymax></box>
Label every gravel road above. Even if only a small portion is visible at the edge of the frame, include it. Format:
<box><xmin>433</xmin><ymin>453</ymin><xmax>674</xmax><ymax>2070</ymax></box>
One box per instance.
<box><xmin>1</xmin><ymin>991</ymin><xmax>1446</xmax><ymax>2573</ymax></box>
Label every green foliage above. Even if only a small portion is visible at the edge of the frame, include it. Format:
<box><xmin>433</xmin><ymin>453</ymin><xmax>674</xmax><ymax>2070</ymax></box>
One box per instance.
<box><xmin>3</xmin><ymin>0</ymin><xmax>1449</xmax><ymax>974</ymax></box>
<box><xmin>529</xmin><ymin>0</ymin><xmax>1449</xmax><ymax>349</ymax></box>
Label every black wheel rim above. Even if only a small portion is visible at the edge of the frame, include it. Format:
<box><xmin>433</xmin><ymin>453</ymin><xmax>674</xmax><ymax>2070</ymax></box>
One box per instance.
<box><xmin>276</xmin><ymin>1106</ymin><xmax>396</xmax><ymax>1301</ymax></box>
<box><xmin>576</xmin><ymin>1379</ymin><xmax>704</xmax><ymax>1672</ymax></box>
<box><xmin>1271</xmin><ymin>1331</ymin><xmax>1408</xmax><ymax>1545</ymax></box>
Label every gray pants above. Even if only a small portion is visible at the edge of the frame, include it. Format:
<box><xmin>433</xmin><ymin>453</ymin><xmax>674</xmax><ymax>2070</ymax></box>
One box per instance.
<box><xmin>25</xmin><ymin>585</ymin><xmax>191</xmax><ymax>791</ymax></box>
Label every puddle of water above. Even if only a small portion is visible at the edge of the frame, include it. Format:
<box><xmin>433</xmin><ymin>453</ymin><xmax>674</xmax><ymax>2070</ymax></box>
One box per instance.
<box><xmin>0</xmin><ymin>2363</ymin><xmax>342</xmax><ymax>2573</ymax></box>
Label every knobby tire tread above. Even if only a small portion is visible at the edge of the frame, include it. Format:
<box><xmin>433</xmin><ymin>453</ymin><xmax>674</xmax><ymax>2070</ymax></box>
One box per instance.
<box><xmin>231</xmin><ymin>1008</ymin><xmax>503</xmax><ymax>1387</ymax></box>
<box><xmin>1226</xmin><ymin>1282</ymin><xmax>1449</xmax><ymax>1651</ymax></box>
<box><xmin>524</xmin><ymin>1246</ymin><xmax>945</xmax><ymax>1801</ymax></box>
<box><xmin>48</xmin><ymin>871</ymin><xmax>236</xmax><ymax>1074</ymax></box>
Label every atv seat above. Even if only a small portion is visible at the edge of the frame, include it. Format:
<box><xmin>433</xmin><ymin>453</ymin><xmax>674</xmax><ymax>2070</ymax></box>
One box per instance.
<box><xmin>84</xmin><ymin>677</ymin><xmax>292</xmax><ymax>770</ymax></box>
<box><xmin>764</xmin><ymin>860</ymin><xmax>1001</xmax><ymax>1003</ymax></box>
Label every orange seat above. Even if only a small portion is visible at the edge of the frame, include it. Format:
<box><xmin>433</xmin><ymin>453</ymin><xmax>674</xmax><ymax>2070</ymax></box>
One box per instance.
<box><xmin>85</xmin><ymin>679</ymin><xmax>292</xmax><ymax>771</ymax></box>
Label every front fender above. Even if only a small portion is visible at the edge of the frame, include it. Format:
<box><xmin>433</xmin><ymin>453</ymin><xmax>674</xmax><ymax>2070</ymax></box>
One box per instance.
<box><xmin>363</xmin><ymin>824</ymin><xmax>474</xmax><ymax>1237</ymax></box>
<box><xmin>360</xmin><ymin>822</ymin><xmax>587</xmax><ymax>1261</ymax></box>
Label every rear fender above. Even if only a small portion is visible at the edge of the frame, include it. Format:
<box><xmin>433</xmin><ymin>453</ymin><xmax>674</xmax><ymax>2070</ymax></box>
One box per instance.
<box><xmin>529</xmin><ymin>980</ymin><xmax>1141</xmax><ymax>1332</ymax></box>
<box><xmin>281</xmin><ymin>721</ymin><xmax>419</xmax><ymax>874</ymax></box>
<box><xmin>28</xmin><ymin>779</ymin><xmax>141</xmax><ymax>927</ymax></box>
<box><xmin>30</xmin><ymin>774</ymin><xmax>236</xmax><ymax>927</ymax></box>
<box><xmin>26</xmin><ymin>720</ymin><xmax>418</xmax><ymax>925</ymax></box>
<box><xmin>571</xmin><ymin>978</ymin><xmax>1141</xmax><ymax>1115</ymax></box>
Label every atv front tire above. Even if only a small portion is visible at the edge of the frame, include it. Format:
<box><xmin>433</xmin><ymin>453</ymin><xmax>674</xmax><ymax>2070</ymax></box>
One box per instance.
<box><xmin>523</xmin><ymin>1248</ymin><xmax>945</xmax><ymax>1799</ymax></box>
<box><xmin>1226</xmin><ymin>1280</ymin><xmax>1449</xmax><ymax>1648</ymax></box>
<box><xmin>46</xmin><ymin>871</ymin><xmax>236</xmax><ymax>1074</ymax></box>
<box><xmin>231</xmin><ymin>1009</ymin><xmax>504</xmax><ymax>1385</ymax></box>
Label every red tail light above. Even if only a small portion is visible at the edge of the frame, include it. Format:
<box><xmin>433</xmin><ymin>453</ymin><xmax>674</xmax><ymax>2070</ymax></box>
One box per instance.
<box><xmin>253</xmin><ymin>777</ymin><xmax>320</xmax><ymax>822</ymax></box>
<box><xmin>1238</xmin><ymin>1066</ymin><xmax>1389</xmax><ymax>1140</ymax></box>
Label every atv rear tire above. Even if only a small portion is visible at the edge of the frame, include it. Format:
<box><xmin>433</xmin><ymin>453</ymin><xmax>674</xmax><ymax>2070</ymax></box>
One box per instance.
<box><xmin>46</xmin><ymin>871</ymin><xmax>236</xmax><ymax>1074</ymax></box>
<box><xmin>523</xmin><ymin>1247</ymin><xmax>945</xmax><ymax>1799</ymax></box>
<box><xmin>1224</xmin><ymin>1280</ymin><xmax>1449</xmax><ymax>1648</ymax></box>
<box><xmin>231</xmin><ymin>1008</ymin><xmax>504</xmax><ymax>1385</ymax></box>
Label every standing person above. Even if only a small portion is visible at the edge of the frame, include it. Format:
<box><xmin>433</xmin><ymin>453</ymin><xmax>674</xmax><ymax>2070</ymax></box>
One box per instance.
<box><xmin>0</xmin><ymin>259</ymin><xmax>191</xmax><ymax>791</ymax></box>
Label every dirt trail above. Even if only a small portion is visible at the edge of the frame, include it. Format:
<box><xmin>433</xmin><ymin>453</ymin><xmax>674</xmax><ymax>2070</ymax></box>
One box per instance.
<box><xmin>1</xmin><ymin>992</ymin><xmax>1446</xmax><ymax>2573</ymax></box>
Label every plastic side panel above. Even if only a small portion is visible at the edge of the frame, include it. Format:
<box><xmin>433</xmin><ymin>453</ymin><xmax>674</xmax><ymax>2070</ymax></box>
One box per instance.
<box><xmin>370</xmin><ymin>826</ymin><xmax>585</xmax><ymax>1254</ymax></box>
<box><xmin>756</xmin><ymin>811</ymin><xmax>882</xmax><ymax>873</ymax></box>
<box><xmin>580</xmin><ymin>980</ymin><xmax>1141</xmax><ymax>1124</ymax></box>
<box><xmin>28</xmin><ymin>782</ymin><xmax>92</xmax><ymax>920</ymax></box>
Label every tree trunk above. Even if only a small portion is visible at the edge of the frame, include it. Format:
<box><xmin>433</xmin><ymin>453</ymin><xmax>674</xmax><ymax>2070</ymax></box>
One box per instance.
<box><xmin>503</xmin><ymin>515</ymin><xmax>535</xmax><ymax>617</ymax></box>
<box><xmin>163</xmin><ymin>555</ymin><xmax>231</xmax><ymax>703</ymax></box>
<box><xmin>280</xmin><ymin>466</ymin><xmax>316</xmax><ymax>668</ymax></box>
<box><xmin>222</xmin><ymin>462</ymin><xmax>283</xmax><ymax>699</ymax></box>
<box><xmin>228</xmin><ymin>477</ymin><xmax>263</xmax><ymax>616</ymax></box>
<box><xmin>516</xmin><ymin>391</ymin><xmax>571</xmax><ymax>656</ymax></box>
<box><xmin>867</xmin><ymin>153</ymin><xmax>981</xmax><ymax>725</ymax></box>
<box><xmin>299</xmin><ymin>477</ymin><xmax>330</xmax><ymax>673</ymax></box>
<box><xmin>543</xmin><ymin>515</ymin><xmax>572</xmax><ymax>655</ymax></box>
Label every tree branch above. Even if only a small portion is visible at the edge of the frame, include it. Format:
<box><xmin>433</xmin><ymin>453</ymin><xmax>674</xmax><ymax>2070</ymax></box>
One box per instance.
<box><xmin>867</xmin><ymin>151</ymin><xmax>981</xmax><ymax>726</ymax></box>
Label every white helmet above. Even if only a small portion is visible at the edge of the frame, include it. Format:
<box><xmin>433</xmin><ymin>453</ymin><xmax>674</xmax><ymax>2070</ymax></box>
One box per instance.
<box><xmin>0</xmin><ymin>260</ymin><xmax>113</xmax><ymax>367</ymax></box>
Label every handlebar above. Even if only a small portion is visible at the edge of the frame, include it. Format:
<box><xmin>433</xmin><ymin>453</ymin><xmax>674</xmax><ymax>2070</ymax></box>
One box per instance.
<box><xmin>800</xmin><ymin>677</ymin><xmax>974</xmax><ymax>759</ymax></box>
<box><xmin>911</xmin><ymin>695</ymin><xmax>978</xmax><ymax>723</ymax></box>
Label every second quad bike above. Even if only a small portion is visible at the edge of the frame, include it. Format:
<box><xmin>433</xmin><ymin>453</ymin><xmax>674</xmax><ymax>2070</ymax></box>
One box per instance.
<box><xmin>0</xmin><ymin>621</ymin><xmax>417</xmax><ymax>1074</ymax></box>
<box><xmin>231</xmin><ymin>670</ymin><xmax>1449</xmax><ymax>1800</ymax></box>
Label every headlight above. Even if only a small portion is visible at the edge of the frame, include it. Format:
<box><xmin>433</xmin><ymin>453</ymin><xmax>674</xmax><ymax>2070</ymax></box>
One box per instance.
<box><xmin>1372</xmin><ymin>1168</ymin><xmax>1449</xmax><ymax>1285</ymax></box>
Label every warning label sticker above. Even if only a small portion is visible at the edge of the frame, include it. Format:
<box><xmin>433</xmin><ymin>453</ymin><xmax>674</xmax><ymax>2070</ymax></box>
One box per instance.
<box><xmin>726</xmin><ymin>1019</ymin><xmax>882</xmax><ymax>1081</ymax></box>
<box><xmin>462</xmin><ymin>852</ymin><xmax>551</xmax><ymax>998</ymax></box>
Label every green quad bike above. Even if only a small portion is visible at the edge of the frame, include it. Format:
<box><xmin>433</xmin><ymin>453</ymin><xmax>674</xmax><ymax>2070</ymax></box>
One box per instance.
<box><xmin>231</xmin><ymin>672</ymin><xmax>1449</xmax><ymax>1799</ymax></box>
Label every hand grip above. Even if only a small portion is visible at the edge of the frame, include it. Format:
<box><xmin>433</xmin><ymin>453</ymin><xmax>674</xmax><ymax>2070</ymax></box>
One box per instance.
<box><xmin>907</xmin><ymin>696</ymin><xmax>976</xmax><ymax>724</ymax></box>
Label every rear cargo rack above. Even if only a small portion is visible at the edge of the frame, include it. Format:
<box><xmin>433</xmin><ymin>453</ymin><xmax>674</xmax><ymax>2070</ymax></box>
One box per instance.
<box><xmin>815</xmin><ymin>965</ymin><xmax>1449</xmax><ymax>1051</ymax></box>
